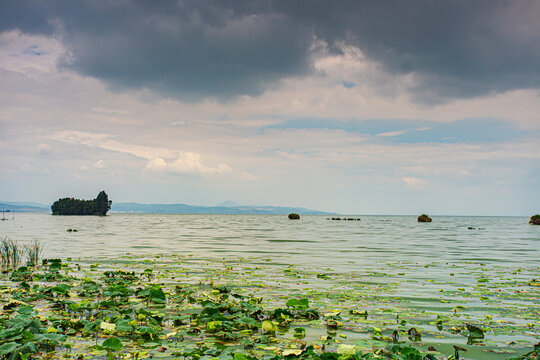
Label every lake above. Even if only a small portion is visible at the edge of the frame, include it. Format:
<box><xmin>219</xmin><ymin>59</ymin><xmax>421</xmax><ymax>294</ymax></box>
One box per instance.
<box><xmin>1</xmin><ymin>213</ymin><xmax>539</xmax><ymax>358</ymax></box>
<box><xmin>2</xmin><ymin>213</ymin><xmax>538</xmax><ymax>268</ymax></box>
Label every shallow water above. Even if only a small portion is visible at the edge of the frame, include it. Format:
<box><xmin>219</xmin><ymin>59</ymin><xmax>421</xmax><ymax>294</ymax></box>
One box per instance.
<box><xmin>1</xmin><ymin>214</ymin><xmax>538</xmax><ymax>270</ymax></box>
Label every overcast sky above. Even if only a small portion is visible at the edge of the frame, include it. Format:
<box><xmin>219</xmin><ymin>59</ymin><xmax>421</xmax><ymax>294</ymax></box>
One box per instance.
<box><xmin>1</xmin><ymin>0</ymin><xmax>539</xmax><ymax>215</ymax></box>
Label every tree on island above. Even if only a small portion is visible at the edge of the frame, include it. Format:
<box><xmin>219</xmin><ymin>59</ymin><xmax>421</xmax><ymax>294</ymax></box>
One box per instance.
<box><xmin>95</xmin><ymin>191</ymin><xmax>112</xmax><ymax>215</ymax></box>
<box><xmin>51</xmin><ymin>191</ymin><xmax>112</xmax><ymax>215</ymax></box>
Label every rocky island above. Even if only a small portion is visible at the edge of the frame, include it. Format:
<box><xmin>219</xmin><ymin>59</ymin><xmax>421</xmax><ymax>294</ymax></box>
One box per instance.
<box><xmin>51</xmin><ymin>191</ymin><xmax>111</xmax><ymax>215</ymax></box>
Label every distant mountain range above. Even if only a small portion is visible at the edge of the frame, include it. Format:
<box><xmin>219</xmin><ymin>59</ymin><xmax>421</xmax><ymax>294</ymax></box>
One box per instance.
<box><xmin>0</xmin><ymin>202</ymin><xmax>49</xmax><ymax>213</ymax></box>
<box><xmin>111</xmin><ymin>202</ymin><xmax>334</xmax><ymax>215</ymax></box>
<box><xmin>0</xmin><ymin>201</ymin><xmax>334</xmax><ymax>215</ymax></box>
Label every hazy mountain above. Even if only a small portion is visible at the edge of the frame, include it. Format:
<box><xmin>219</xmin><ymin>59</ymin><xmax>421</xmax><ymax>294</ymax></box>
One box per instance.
<box><xmin>217</xmin><ymin>200</ymin><xmax>240</xmax><ymax>207</ymax></box>
<box><xmin>0</xmin><ymin>201</ymin><xmax>334</xmax><ymax>215</ymax></box>
<box><xmin>1</xmin><ymin>201</ymin><xmax>48</xmax><ymax>208</ymax></box>
<box><xmin>111</xmin><ymin>202</ymin><xmax>334</xmax><ymax>215</ymax></box>
<box><xmin>0</xmin><ymin>202</ymin><xmax>49</xmax><ymax>213</ymax></box>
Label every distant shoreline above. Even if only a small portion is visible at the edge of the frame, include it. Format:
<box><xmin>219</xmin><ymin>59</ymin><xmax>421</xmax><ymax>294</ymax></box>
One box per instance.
<box><xmin>0</xmin><ymin>211</ymin><xmax>532</xmax><ymax>217</ymax></box>
<box><xmin>0</xmin><ymin>201</ymin><xmax>335</xmax><ymax>215</ymax></box>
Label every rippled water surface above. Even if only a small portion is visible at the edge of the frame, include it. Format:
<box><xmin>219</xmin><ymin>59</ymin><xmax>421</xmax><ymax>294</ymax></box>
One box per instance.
<box><xmin>1</xmin><ymin>214</ymin><xmax>539</xmax><ymax>357</ymax></box>
<box><xmin>1</xmin><ymin>214</ymin><xmax>538</xmax><ymax>270</ymax></box>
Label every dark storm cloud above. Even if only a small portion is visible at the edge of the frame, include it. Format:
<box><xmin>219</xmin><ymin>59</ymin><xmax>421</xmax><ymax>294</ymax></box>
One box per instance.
<box><xmin>2</xmin><ymin>0</ymin><xmax>539</xmax><ymax>101</ymax></box>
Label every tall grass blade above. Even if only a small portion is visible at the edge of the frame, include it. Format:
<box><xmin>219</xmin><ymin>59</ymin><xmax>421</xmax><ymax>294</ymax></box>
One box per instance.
<box><xmin>25</xmin><ymin>239</ymin><xmax>45</xmax><ymax>266</ymax></box>
<box><xmin>0</xmin><ymin>237</ymin><xmax>23</xmax><ymax>269</ymax></box>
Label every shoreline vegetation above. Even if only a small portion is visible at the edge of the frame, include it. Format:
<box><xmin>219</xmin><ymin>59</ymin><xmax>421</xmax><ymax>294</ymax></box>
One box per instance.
<box><xmin>0</xmin><ymin>238</ymin><xmax>44</xmax><ymax>268</ymax></box>
<box><xmin>51</xmin><ymin>191</ymin><xmax>112</xmax><ymax>216</ymax></box>
<box><xmin>0</xmin><ymin>247</ymin><xmax>538</xmax><ymax>360</ymax></box>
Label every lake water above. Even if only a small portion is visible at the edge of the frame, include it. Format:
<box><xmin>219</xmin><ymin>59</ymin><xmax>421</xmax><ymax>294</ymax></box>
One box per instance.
<box><xmin>1</xmin><ymin>213</ymin><xmax>539</xmax><ymax>357</ymax></box>
<box><xmin>1</xmin><ymin>213</ymin><xmax>538</xmax><ymax>269</ymax></box>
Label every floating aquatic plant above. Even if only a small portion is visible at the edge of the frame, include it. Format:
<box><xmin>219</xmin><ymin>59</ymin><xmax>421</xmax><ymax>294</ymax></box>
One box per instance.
<box><xmin>0</xmin><ymin>253</ymin><xmax>538</xmax><ymax>360</ymax></box>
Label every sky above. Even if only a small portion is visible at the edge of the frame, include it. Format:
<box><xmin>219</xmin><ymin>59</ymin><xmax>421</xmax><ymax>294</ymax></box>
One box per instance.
<box><xmin>0</xmin><ymin>0</ymin><xmax>539</xmax><ymax>215</ymax></box>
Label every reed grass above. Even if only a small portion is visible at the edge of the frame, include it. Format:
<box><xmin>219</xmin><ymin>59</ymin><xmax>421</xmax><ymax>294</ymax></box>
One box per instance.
<box><xmin>0</xmin><ymin>237</ymin><xmax>44</xmax><ymax>269</ymax></box>
<box><xmin>0</xmin><ymin>237</ymin><xmax>23</xmax><ymax>269</ymax></box>
<box><xmin>25</xmin><ymin>239</ymin><xmax>44</xmax><ymax>266</ymax></box>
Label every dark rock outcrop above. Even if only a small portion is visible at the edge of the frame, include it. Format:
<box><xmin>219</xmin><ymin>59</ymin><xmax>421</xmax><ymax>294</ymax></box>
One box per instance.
<box><xmin>417</xmin><ymin>214</ymin><xmax>432</xmax><ymax>222</ymax></box>
<box><xmin>288</xmin><ymin>213</ymin><xmax>300</xmax><ymax>220</ymax></box>
<box><xmin>329</xmin><ymin>217</ymin><xmax>361</xmax><ymax>221</ymax></box>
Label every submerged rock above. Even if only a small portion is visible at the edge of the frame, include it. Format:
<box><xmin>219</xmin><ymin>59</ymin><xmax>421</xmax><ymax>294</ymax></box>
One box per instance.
<box><xmin>417</xmin><ymin>214</ymin><xmax>432</xmax><ymax>223</ymax></box>
<box><xmin>529</xmin><ymin>214</ymin><xmax>540</xmax><ymax>225</ymax></box>
<box><xmin>329</xmin><ymin>217</ymin><xmax>361</xmax><ymax>221</ymax></box>
<box><xmin>288</xmin><ymin>213</ymin><xmax>300</xmax><ymax>220</ymax></box>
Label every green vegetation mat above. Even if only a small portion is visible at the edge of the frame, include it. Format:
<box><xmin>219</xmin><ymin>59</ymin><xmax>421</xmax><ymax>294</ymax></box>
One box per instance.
<box><xmin>0</xmin><ymin>255</ymin><xmax>538</xmax><ymax>360</ymax></box>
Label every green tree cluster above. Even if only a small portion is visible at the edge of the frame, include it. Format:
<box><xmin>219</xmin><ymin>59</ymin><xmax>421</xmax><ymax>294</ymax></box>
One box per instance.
<box><xmin>51</xmin><ymin>191</ymin><xmax>112</xmax><ymax>215</ymax></box>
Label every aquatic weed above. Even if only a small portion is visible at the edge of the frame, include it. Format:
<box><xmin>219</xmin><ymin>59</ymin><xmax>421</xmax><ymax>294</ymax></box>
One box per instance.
<box><xmin>0</xmin><ymin>236</ymin><xmax>24</xmax><ymax>269</ymax></box>
<box><xmin>25</xmin><ymin>238</ymin><xmax>45</xmax><ymax>266</ymax></box>
<box><xmin>0</xmin><ymin>254</ymin><xmax>538</xmax><ymax>359</ymax></box>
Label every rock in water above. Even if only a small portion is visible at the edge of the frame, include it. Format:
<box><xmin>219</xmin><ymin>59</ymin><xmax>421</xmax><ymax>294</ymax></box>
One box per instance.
<box><xmin>288</xmin><ymin>213</ymin><xmax>300</xmax><ymax>220</ymax></box>
<box><xmin>417</xmin><ymin>214</ymin><xmax>432</xmax><ymax>222</ymax></box>
<box><xmin>529</xmin><ymin>214</ymin><xmax>540</xmax><ymax>225</ymax></box>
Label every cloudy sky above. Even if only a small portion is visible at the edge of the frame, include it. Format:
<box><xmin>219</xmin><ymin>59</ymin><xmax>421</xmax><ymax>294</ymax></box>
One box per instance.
<box><xmin>1</xmin><ymin>0</ymin><xmax>539</xmax><ymax>215</ymax></box>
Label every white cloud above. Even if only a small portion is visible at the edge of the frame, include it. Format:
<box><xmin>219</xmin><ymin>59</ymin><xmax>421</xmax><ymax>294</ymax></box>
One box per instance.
<box><xmin>240</xmin><ymin>171</ymin><xmax>259</xmax><ymax>181</ymax></box>
<box><xmin>51</xmin><ymin>130</ymin><xmax>176</xmax><ymax>159</ymax></box>
<box><xmin>93</xmin><ymin>160</ymin><xmax>106</xmax><ymax>169</ymax></box>
<box><xmin>36</xmin><ymin>143</ymin><xmax>51</xmax><ymax>155</ymax></box>
<box><xmin>402</xmin><ymin>177</ymin><xmax>427</xmax><ymax>188</ymax></box>
<box><xmin>90</xmin><ymin>107</ymin><xmax>130</xmax><ymax>115</ymax></box>
<box><xmin>376</xmin><ymin>130</ymin><xmax>406</xmax><ymax>137</ymax></box>
<box><xmin>169</xmin><ymin>121</ymin><xmax>186</xmax><ymax>126</ymax></box>
<box><xmin>50</xmin><ymin>131</ymin><xmax>233</xmax><ymax>177</ymax></box>
<box><xmin>145</xmin><ymin>153</ymin><xmax>232</xmax><ymax>176</ymax></box>
<box><xmin>145</xmin><ymin>157</ymin><xmax>167</xmax><ymax>172</ymax></box>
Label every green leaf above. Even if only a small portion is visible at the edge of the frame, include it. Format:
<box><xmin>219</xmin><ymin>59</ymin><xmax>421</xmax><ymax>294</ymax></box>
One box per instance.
<box><xmin>150</xmin><ymin>287</ymin><xmax>166</xmax><ymax>301</ymax></box>
<box><xmin>18</xmin><ymin>342</ymin><xmax>38</xmax><ymax>356</ymax></box>
<box><xmin>237</xmin><ymin>317</ymin><xmax>257</xmax><ymax>327</ymax></box>
<box><xmin>262</xmin><ymin>320</ymin><xmax>277</xmax><ymax>333</ymax></box>
<box><xmin>17</xmin><ymin>305</ymin><xmax>34</xmax><ymax>315</ymax></box>
<box><xmin>466</xmin><ymin>323</ymin><xmax>484</xmax><ymax>339</ymax></box>
<box><xmin>207</xmin><ymin>320</ymin><xmax>222</xmax><ymax>332</ymax></box>
<box><xmin>286</xmin><ymin>297</ymin><xmax>309</xmax><ymax>309</ymax></box>
<box><xmin>234</xmin><ymin>353</ymin><xmax>248</xmax><ymax>360</ymax></box>
<box><xmin>34</xmin><ymin>333</ymin><xmax>67</xmax><ymax>346</ymax></box>
<box><xmin>102</xmin><ymin>337</ymin><xmax>123</xmax><ymax>352</ymax></box>
<box><xmin>0</xmin><ymin>342</ymin><xmax>19</xmax><ymax>356</ymax></box>
<box><xmin>286</xmin><ymin>298</ymin><xmax>299</xmax><ymax>307</ymax></box>
<box><xmin>115</xmin><ymin>320</ymin><xmax>133</xmax><ymax>333</ymax></box>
